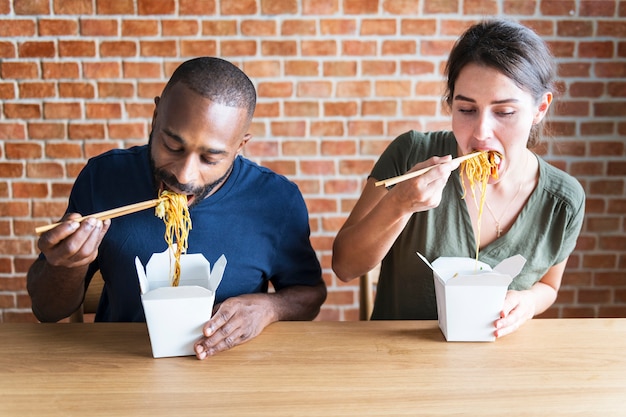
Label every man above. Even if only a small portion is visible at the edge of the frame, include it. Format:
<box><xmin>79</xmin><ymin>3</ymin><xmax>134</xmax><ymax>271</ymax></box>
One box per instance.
<box><xmin>27</xmin><ymin>57</ymin><xmax>326</xmax><ymax>360</ymax></box>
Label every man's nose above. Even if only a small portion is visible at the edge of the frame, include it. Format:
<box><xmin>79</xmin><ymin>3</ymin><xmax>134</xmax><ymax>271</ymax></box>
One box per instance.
<box><xmin>174</xmin><ymin>155</ymin><xmax>199</xmax><ymax>185</ymax></box>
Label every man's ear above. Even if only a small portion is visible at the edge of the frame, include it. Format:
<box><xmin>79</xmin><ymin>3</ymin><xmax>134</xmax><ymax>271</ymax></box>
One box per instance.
<box><xmin>236</xmin><ymin>133</ymin><xmax>252</xmax><ymax>155</ymax></box>
<box><xmin>533</xmin><ymin>92</ymin><xmax>553</xmax><ymax>125</ymax></box>
<box><xmin>151</xmin><ymin>96</ymin><xmax>160</xmax><ymax>129</ymax></box>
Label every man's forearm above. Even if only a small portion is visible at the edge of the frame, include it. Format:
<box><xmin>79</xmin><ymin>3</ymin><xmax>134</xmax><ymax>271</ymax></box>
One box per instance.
<box><xmin>27</xmin><ymin>259</ymin><xmax>88</xmax><ymax>322</ymax></box>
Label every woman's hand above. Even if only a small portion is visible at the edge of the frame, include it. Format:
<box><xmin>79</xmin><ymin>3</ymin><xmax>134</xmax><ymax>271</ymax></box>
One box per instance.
<box><xmin>494</xmin><ymin>290</ymin><xmax>536</xmax><ymax>338</ymax></box>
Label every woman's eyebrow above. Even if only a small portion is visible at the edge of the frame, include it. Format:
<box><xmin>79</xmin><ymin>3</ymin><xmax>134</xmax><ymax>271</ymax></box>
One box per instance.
<box><xmin>453</xmin><ymin>94</ymin><xmax>520</xmax><ymax>105</ymax></box>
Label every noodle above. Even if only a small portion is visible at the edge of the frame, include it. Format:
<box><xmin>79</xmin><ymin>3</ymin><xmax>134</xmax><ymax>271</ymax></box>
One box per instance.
<box><xmin>459</xmin><ymin>151</ymin><xmax>501</xmax><ymax>261</ymax></box>
<box><xmin>155</xmin><ymin>190</ymin><xmax>192</xmax><ymax>287</ymax></box>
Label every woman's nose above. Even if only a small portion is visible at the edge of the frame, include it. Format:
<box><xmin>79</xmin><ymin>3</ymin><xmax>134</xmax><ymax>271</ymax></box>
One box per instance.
<box><xmin>473</xmin><ymin>112</ymin><xmax>494</xmax><ymax>141</ymax></box>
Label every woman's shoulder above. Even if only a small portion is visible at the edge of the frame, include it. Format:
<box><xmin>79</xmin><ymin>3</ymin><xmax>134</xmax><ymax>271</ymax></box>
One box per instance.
<box><xmin>537</xmin><ymin>156</ymin><xmax>586</xmax><ymax>209</ymax></box>
<box><xmin>389</xmin><ymin>130</ymin><xmax>457</xmax><ymax>157</ymax></box>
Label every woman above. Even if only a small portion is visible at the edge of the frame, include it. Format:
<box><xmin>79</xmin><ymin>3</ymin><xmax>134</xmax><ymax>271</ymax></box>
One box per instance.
<box><xmin>332</xmin><ymin>20</ymin><xmax>585</xmax><ymax>337</ymax></box>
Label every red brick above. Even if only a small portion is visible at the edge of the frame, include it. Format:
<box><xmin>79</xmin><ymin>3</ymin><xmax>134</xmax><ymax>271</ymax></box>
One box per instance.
<box><xmin>361</xmin><ymin>19</ymin><xmax>395</xmax><ymax>35</ymax></box>
<box><xmin>342</xmin><ymin>40</ymin><xmax>377</xmax><ymax>56</ymax></box>
<box><xmin>347</xmin><ymin>120</ymin><xmax>383</xmax><ymax>136</ymax></box>
<box><xmin>12</xmin><ymin>182</ymin><xmax>48</xmax><ymax>198</ymax></box>
<box><xmin>321</xmin><ymin>140</ymin><xmax>356</xmax><ymax>156</ymax></box>
<box><xmin>283</xmin><ymin>101</ymin><xmax>317</xmax><ymax>118</ymax></box>
<box><xmin>162</xmin><ymin>19</ymin><xmax>200</xmax><ymax>36</ymax></box>
<box><xmin>27</xmin><ymin>122</ymin><xmax>66</xmax><ymax>140</ymax></box>
<box><xmin>96</xmin><ymin>0</ymin><xmax>134</xmax><ymax>14</ymax></box>
<box><xmin>80</xmin><ymin>19</ymin><xmax>118</xmax><ymax>36</ymax></box>
<box><xmin>579</xmin><ymin>41</ymin><xmax>614</xmax><ymax>58</ymax></box>
<box><xmin>336</xmin><ymin>81</ymin><xmax>371</xmax><ymax>98</ymax></box>
<box><xmin>258</xmin><ymin>82</ymin><xmax>293</xmax><ymax>98</ymax></box>
<box><xmin>85</xmin><ymin>142</ymin><xmax>119</xmax><ymax>158</ymax></box>
<box><xmin>362</xmin><ymin>60</ymin><xmax>395</xmax><ymax>76</ymax></box>
<box><xmin>302</xmin><ymin>0</ymin><xmax>338</xmax><ymax>15</ymax></box>
<box><xmin>464</xmin><ymin>0</ymin><xmax>497</xmax><ymax>14</ymax></box>
<box><xmin>596</xmin><ymin>62</ymin><xmax>626</xmax><ymax>78</ymax></box>
<box><xmin>108</xmin><ymin>123</ymin><xmax>147</xmax><ymax>140</ymax></box>
<box><xmin>140</xmin><ymin>40</ymin><xmax>177</xmax><ymax>57</ymax></box>
<box><xmin>83</xmin><ymin>62</ymin><xmax>121</xmax><ymax>79</ymax></box>
<box><xmin>54</xmin><ymin>0</ymin><xmax>93</xmax><ymax>14</ymax></box>
<box><xmin>221</xmin><ymin>40</ymin><xmax>257</xmax><ymax>56</ymax></box>
<box><xmin>18</xmin><ymin>41</ymin><xmax>55</xmax><ymax>58</ymax></box>
<box><xmin>14</xmin><ymin>0</ymin><xmax>49</xmax><ymax>14</ymax></box>
<box><xmin>608</xmin><ymin>82</ymin><xmax>626</xmax><ymax>97</ymax></box>
<box><xmin>138</xmin><ymin>0</ymin><xmax>175</xmax><ymax>14</ymax></box>
<box><xmin>0</xmin><ymin>162</ymin><xmax>24</xmax><ymax>178</ymax></box>
<box><xmin>122</xmin><ymin>62</ymin><xmax>161</xmax><ymax>79</ymax></box>
<box><xmin>59</xmin><ymin>40</ymin><xmax>96</xmax><ymax>57</ymax></box>
<box><xmin>253</xmin><ymin>102</ymin><xmax>280</xmax><ymax>118</ymax></box>
<box><xmin>302</xmin><ymin>40</ymin><xmax>336</xmax><ymax>56</ymax></box>
<box><xmin>595</xmin><ymin>101</ymin><xmax>626</xmax><ymax>117</ymax></box>
<box><xmin>541</xmin><ymin>0</ymin><xmax>577</xmax><ymax>15</ymax></box>
<box><xmin>0</xmin><ymin>19</ymin><xmax>35</xmax><ymax>38</ymax></box>
<box><xmin>244</xmin><ymin>141</ymin><xmax>279</xmax><ymax>157</ymax></box>
<box><xmin>42</xmin><ymin>62</ymin><xmax>79</xmax><ymax>79</ymax></box>
<box><xmin>558</xmin><ymin>62</ymin><xmax>591</xmax><ymax>77</ymax></box>
<box><xmin>5</xmin><ymin>142</ymin><xmax>42</xmax><ymax>159</ymax></box>
<box><xmin>180</xmin><ymin>0</ymin><xmax>216</xmax><ymax>15</ymax></box>
<box><xmin>26</xmin><ymin>162</ymin><xmax>64</xmax><ymax>179</ymax></box>
<box><xmin>401</xmin><ymin>19</ymin><xmax>437</xmax><ymax>35</ymax></box>
<box><xmin>202</xmin><ymin>20</ymin><xmax>237</xmax><ymax>36</ymax></box>
<box><xmin>376</xmin><ymin>80</ymin><xmax>411</xmax><ymax>97</ymax></box>
<box><xmin>281</xmin><ymin>19</ymin><xmax>316</xmax><ymax>36</ymax></box>
<box><xmin>0</xmin><ymin>123</ymin><xmax>26</xmax><ymax>140</ymax></box>
<box><xmin>548</xmin><ymin>41</ymin><xmax>575</xmax><ymax>58</ymax></box>
<box><xmin>424</xmin><ymin>0</ymin><xmax>459</xmax><ymax>14</ymax></box>
<box><xmin>580</xmin><ymin>122</ymin><xmax>614</xmax><ymax>136</ymax></box>
<box><xmin>38</xmin><ymin>18</ymin><xmax>78</xmax><ymax>36</ymax></box>
<box><xmin>311</xmin><ymin>121</ymin><xmax>344</xmax><ymax>137</ymax></box>
<box><xmin>261</xmin><ymin>40</ymin><xmax>297</xmax><ymax>56</ymax></box>
<box><xmin>3</xmin><ymin>103</ymin><xmax>41</xmax><ymax>119</ymax></box>
<box><xmin>261</xmin><ymin>0</ymin><xmax>297</xmax><ymax>14</ymax></box>
<box><xmin>221</xmin><ymin>0</ymin><xmax>257</xmax><ymax>14</ymax></box>
<box><xmin>122</xmin><ymin>19</ymin><xmax>159</xmax><ymax>37</ymax></box>
<box><xmin>382</xmin><ymin>40</ymin><xmax>416</xmax><ymax>55</ymax></box>
<box><xmin>344</xmin><ymin>0</ymin><xmax>378</xmax><ymax>14</ymax></box>
<box><xmin>18</xmin><ymin>82</ymin><xmax>55</xmax><ymax>98</ymax></box>
<box><xmin>283</xmin><ymin>140</ymin><xmax>317</xmax><ymax>156</ymax></box>
<box><xmin>0</xmin><ymin>41</ymin><xmax>16</xmax><ymax>59</ymax></box>
<box><xmin>324</xmin><ymin>101</ymin><xmax>358</xmax><ymax>117</ymax></box>
<box><xmin>180</xmin><ymin>40</ymin><xmax>217</xmax><ymax>57</ymax></box>
<box><xmin>503</xmin><ymin>0</ymin><xmax>537</xmax><ymax>14</ymax></box>
<box><xmin>361</xmin><ymin>100</ymin><xmax>396</xmax><ymax>117</ymax></box>
<box><xmin>580</xmin><ymin>0</ymin><xmax>615</xmax><ymax>16</ymax></box>
<box><xmin>1</xmin><ymin>62</ymin><xmax>38</xmax><ymax>79</ymax></box>
<box><xmin>270</xmin><ymin>121</ymin><xmax>306</xmax><ymax>137</ymax></box>
<box><xmin>68</xmin><ymin>123</ymin><xmax>105</xmax><ymax>139</ymax></box>
<box><xmin>59</xmin><ymin>82</ymin><xmax>95</xmax><ymax>98</ymax></box>
<box><xmin>45</xmin><ymin>143</ymin><xmax>83</xmax><ymax>159</ymax></box>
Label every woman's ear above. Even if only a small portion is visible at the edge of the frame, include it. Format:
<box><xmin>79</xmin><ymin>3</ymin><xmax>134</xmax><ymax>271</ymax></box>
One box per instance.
<box><xmin>533</xmin><ymin>92</ymin><xmax>553</xmax><ymax>125</ymax></box>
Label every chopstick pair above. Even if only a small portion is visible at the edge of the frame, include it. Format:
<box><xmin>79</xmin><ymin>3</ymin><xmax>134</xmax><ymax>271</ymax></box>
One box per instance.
<box><xmin>374</xmin><ymin>151</ymin><xmax>485</xmax><ymax>188</ymax></box>
<box><xmin>34</xmin><ymin>198</ymin><xmax>163</xmax><ymax>235</ymax></box>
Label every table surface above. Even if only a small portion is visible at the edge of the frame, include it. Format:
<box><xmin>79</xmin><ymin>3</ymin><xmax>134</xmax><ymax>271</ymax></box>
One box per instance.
<box><xmin>1</xmin><ymin>319</ymin><xmax>625</xmax><ymax>417</ymax></box>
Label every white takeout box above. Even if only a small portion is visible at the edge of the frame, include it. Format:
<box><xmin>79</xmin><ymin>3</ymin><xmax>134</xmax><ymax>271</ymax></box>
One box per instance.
<box><xmin>417</xmin><ymin>253</ymin><xmax>526</xmax><ymax>342</ymax></box>
<box><xmin>135</xmin><ymin>246</ymin><xmax>226</xmax><ymax>358</ymax></box>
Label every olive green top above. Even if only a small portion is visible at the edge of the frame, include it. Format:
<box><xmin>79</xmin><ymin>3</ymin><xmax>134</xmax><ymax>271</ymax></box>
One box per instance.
<box><xmin>370</xmin><ymin>131</ymin><xmax>585</xmax><ymax>320</ymax></box>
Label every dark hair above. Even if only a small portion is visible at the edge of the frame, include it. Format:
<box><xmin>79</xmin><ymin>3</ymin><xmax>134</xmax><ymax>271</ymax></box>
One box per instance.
<box><xmin>162</xmin><ymin>57</ymin><xmax>257</xmax><ymax>122</ymax></box>
<box><xmin>444</xmin><ymin>20</ymin><xmax>556</xmax><ymax>148</ymax></box>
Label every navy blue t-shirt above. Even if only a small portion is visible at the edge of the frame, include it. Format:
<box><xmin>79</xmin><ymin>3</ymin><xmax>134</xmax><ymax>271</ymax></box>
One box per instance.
<box><xmin>46</xmin><ymin>146</ymin><xmax>322</xmax><ymax>322</ymax></box>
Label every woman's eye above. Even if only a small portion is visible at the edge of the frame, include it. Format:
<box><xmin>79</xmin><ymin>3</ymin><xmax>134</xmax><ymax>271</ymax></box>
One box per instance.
<box><xmin>458</xmin><ymin>108</ymin><xmax>475</xmax><ymax>114</ymax></box>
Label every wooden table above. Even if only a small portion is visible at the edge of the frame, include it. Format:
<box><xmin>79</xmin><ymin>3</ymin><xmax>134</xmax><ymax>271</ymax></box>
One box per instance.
<box><xmin>1</xmin><ymin>319</ymin><xmax>624</xmax><ymax>416</ymax></box>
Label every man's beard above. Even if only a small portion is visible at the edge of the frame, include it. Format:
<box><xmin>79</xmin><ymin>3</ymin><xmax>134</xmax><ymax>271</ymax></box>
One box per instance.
<box><xmin>148</xmin><ymin>134</ymin><xmax>233</xmax><ymax>208</ymax></box>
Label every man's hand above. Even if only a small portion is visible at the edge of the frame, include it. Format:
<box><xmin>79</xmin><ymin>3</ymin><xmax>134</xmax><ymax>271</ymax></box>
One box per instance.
<box><xmin>194</xmin><ymin>294</ymin><xmax>275</xmax><ymax>360</ymax></box>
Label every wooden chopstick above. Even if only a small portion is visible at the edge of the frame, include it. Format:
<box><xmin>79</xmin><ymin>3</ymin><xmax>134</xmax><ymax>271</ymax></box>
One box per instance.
<box><xmin>35</xmin><ymin>198</ymin><xmax>163</xmax><ymax>235</ymax></box>
<box><xmin>375</xmin><ymin>151</ymin><xmax>485</xmax><ymax>188</ymax></box>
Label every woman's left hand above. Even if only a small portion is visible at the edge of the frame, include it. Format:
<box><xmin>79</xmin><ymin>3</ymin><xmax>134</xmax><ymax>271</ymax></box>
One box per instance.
<box><xmin>494</xmin><ymin>290</ymin><xmax>536</xmax><ymax>338</ymax></box>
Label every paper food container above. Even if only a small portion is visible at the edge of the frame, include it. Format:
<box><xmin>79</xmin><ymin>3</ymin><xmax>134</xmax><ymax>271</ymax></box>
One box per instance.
<box><xmin>135</xmin><ymin>246</ymin><xmax>226</xmax><ymax>358</ymax></box>
<box><xmin>417</xmin><ymin>253</ymin><xmax>526</xmax><ymax>342</ymax></box>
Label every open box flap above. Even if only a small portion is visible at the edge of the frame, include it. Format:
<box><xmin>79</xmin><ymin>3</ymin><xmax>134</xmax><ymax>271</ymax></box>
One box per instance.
<box><xmin>135</xmin><ymin>245</ymin><xmax>227</xmax><ymax>294</ymax></box>
<box><xmin>493</xmin><ymin>254</ymin><xmax>526</xmax><ymax>278</ymax></box>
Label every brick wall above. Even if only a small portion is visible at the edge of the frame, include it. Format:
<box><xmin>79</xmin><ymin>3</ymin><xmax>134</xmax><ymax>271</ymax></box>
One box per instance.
<box><xmin>1</xmin><ymin>0</ymin><xmax>625</xmax><ymax>322</ymax></box>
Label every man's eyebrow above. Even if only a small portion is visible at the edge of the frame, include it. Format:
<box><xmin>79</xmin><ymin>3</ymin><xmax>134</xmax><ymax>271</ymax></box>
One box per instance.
<box><xmin>453</xmin><ymin>94</ymin><xmax>520</xmax><ymax>105</ymax></box>
<box><xmin>162</xmin><ymin>128</ymin><xmax>228</xmax><ymax>155</ymax></box>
